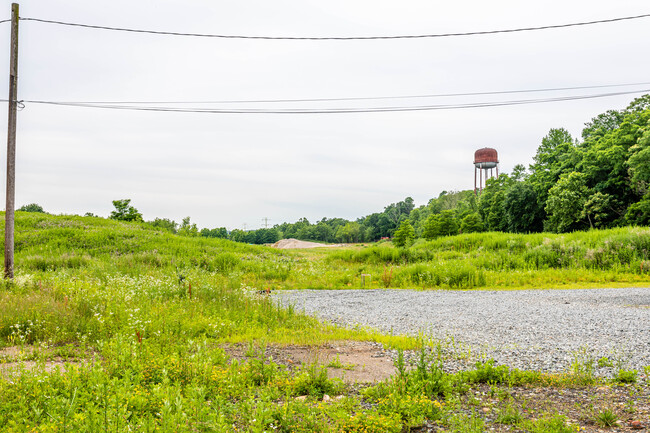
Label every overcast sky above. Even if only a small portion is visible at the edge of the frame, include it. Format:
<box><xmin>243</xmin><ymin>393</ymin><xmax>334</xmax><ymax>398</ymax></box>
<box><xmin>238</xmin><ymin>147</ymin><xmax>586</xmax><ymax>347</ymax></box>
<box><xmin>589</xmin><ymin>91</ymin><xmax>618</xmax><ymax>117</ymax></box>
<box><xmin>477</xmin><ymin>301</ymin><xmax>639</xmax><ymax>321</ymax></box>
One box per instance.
<box><xmin>0</xmin><ymin>0</ymin><xmax>649</xmax><ymax>230</ymax></box>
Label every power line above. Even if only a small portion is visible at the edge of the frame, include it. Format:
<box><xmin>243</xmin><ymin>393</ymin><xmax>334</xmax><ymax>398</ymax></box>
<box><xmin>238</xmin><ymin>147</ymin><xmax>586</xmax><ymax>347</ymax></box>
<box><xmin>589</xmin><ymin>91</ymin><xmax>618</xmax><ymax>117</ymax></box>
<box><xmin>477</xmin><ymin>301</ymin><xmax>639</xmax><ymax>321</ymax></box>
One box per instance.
<box><xmin>17</xmin><ymin>81</ymin><xmax>650</xmax><ymax>105</ymax></box>
<box><xmin>13</xmin><ymin>89</ymin><xmax>650</xmax><ymax>114</ymax></box>
<box><xmin>19</xmin><ymin>13</ymin><xmax>650</xmax><ymax>40</ymax></box>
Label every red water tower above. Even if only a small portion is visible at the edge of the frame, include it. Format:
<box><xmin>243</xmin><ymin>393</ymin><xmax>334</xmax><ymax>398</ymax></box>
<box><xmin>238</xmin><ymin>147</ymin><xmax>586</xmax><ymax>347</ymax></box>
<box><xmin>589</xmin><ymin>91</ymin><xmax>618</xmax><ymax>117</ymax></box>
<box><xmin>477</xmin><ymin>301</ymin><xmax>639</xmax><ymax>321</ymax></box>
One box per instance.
<box><xmin>474</xmin><ymin>148</ymin><xmax>499</xmax><ymax>193</ymax></box>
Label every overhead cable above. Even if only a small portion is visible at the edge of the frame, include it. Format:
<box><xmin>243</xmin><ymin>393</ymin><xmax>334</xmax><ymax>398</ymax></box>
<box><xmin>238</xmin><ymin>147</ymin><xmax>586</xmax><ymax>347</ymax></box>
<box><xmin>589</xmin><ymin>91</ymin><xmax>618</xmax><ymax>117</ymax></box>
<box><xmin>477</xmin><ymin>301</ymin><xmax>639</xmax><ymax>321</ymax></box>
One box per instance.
<box><xmin>14</xmin><ymin>89</ymin><xmax>650</xmax><ymax>114</ymax></box>
<box><xmin>19</xmin><ymin>13</ymin><xmax>650</xmax><ymax>40</ymax></box>
<box><xmin>24</xmin><ymin>81</ymin><xmax>650</xmax><ymax>105</ymax></box>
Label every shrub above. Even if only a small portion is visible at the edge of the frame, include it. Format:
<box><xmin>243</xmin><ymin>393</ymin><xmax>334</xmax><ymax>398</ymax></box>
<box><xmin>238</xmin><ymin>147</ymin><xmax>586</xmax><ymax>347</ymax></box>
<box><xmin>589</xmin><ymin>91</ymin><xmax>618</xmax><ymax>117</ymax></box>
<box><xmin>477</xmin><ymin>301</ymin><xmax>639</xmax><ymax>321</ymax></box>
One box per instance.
<box><xmin>18</xmin><ymin>203</ymin><xmax>45</xmax><ymax>213</ymax></box>
<box><xmin>615</xmin><ymin>369</ymin><xmax>637</xmax><ymax>384</ymax></box>
<box><xmin>292</xmin><ymin>364</ymin><xmax>342</xmax><ymax>398</ymax></box>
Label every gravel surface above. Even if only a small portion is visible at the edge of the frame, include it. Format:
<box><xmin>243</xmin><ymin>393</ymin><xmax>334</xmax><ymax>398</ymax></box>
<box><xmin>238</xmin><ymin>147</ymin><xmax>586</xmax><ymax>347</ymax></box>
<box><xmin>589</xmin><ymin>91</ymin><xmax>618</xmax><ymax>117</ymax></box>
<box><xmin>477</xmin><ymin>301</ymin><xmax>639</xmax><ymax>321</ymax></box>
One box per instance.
<box><xmin>275</xmin><ymin>288</ymin><xmax>650</xmax><ymax>375</ymax></box>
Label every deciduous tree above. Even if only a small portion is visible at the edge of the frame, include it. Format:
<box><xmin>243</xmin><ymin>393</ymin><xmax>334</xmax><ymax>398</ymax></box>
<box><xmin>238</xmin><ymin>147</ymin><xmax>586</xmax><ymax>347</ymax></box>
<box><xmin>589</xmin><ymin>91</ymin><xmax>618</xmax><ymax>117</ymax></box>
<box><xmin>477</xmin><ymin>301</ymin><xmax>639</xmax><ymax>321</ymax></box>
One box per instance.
<box><xmin>392</xmin><ymin>220</ymin><xmax>415</xmax><ymax>247</ymax></box>
<box><xmin>545</xmin><ymin>172</ymin><xmax>588</xmax><ymax>232</ymax></box>
<box><xmin>18</xmin><ymin>203</ymin><xmax>44</xmax><ymax>213</ymax></box>
<box><xmin>110</xmin><ymin>199</ymin><xmax>143</xmax><ymax>222</ymax></box>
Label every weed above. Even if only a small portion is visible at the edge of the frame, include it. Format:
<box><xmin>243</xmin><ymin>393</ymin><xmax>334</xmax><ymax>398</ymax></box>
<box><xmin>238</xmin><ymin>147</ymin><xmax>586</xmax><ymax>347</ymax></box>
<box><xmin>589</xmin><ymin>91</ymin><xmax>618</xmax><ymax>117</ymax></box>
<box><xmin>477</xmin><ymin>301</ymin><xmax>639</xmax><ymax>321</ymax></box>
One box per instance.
<box><xmin>495</xmin><ymin>404</ymin><xmax>523</xmax><ymax>425</ymax></box>
<box><xmin>624</xmin><ymin>399</ymin><xmax>636</xmax><ymax>414</ymax></box>
<box><xmin>597</xmin><ymin>356</ymin><xmax>613</xmax><ymax>368</ymax></box>
<box><xmin>394</xmin><ymin>348</ymin><xmax>407</xmax><ymax>380</ymax></box>
<box><xmin>524</xmin><ymin>414</ymin><xmax>579</xmax><ymax>433</ymax></box>
<box><xmin>292</xmin><ymin>363</ymin><xmax>342</xmax><ymax>399</ymax></box>
<box><xmin>381</xmin><ymin>265</ymin><xmax>394</xmax><ymax>288</ymax></box>
<box><xmin>594</xmin><ymin>408</ymin><xmax>618</xmax><ymax>427</ymax></box>
<box><xmin>447</xmin><ymin>411</ymin><xmax>485</xmax><ymax>433</ymax></box>
<box><xmin>467</xmin><ymin>359</ymin><xmax>510</xmax><ymax>384</ymax></box>
<box><xmin>569</xmin><ymin>347</ymin><xmax>596</xmax><ymax>384</ymax></box>
<box><xmin>327</xmin><ymin>355</ymin><xmax>344</xmax><ymax>369</ymax></box>
<box><xmin>326</xmin><ymin>355</ymin><xmax>354</xmax><ymax>370</ymax></box>
<box><xmin>615</xmin><ymin>369</ymin><xmax>637</xmax><ymax>384</ymax></box>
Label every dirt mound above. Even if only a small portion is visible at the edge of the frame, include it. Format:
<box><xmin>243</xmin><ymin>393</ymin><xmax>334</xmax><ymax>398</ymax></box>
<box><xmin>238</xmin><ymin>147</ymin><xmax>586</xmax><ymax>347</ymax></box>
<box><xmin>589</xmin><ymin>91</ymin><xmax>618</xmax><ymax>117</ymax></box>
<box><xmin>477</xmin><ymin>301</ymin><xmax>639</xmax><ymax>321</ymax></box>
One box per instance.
<box><xmin>271</xmin><ymin>238</ymin><xmax>340</xmax><ymax>249</ymax></box>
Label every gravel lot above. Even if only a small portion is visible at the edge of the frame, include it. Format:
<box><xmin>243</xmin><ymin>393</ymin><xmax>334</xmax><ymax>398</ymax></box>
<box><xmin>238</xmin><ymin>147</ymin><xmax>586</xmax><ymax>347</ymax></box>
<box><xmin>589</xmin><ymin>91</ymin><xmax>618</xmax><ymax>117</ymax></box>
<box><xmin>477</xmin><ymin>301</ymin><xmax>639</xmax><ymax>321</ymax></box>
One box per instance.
<box><xmin>275</xmin><ymin>288</ymin><xmax>650</xmax><ymax>374</ymax></box>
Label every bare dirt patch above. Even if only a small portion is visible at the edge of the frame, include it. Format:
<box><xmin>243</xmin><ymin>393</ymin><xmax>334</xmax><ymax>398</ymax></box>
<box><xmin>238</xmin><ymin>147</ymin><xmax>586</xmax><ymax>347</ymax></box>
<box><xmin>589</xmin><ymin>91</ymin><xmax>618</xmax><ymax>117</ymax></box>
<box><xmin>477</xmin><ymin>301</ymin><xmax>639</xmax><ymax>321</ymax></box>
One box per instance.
<box><xmin>0</xmin><ymin>346</ymin><xmax>83</xmax><ymax>376</ymax></box>
<box><xmin>271</xmin><ymin>238</ymin><xmax>342</xmax><ymax>249</ymax></box>
<box><xmin>224</xmin><ymin>340</ymin><xmax>395</xmax><ymax>384</ymax></box>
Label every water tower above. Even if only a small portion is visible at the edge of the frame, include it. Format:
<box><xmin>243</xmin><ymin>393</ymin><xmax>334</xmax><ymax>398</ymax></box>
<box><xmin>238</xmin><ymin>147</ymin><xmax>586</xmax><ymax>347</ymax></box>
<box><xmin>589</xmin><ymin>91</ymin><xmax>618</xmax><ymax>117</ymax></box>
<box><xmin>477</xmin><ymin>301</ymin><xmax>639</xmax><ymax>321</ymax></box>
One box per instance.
<box><xmin>474</xmin><ymin>148</ymin><xmax>499</xmax><ymax>193</ymax></box>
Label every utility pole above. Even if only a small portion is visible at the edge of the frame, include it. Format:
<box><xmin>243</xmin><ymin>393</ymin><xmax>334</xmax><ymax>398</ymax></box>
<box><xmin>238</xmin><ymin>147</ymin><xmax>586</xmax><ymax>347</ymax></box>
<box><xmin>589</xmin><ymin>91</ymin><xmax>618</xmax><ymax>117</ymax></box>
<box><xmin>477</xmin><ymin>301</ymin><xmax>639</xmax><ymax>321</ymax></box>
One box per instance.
<box><xmin>4</xmin><ymin>3</ymin><xmax>19</xmax><ymax>279</ymax></box>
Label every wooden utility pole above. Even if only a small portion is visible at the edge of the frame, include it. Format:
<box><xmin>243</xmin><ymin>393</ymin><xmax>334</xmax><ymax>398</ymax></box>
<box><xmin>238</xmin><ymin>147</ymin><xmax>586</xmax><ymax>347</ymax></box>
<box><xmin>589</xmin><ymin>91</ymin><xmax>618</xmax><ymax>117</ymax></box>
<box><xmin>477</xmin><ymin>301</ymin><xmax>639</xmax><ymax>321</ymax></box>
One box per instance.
<box><xmin>4</xmin><ymin>3</ymin><xmax>19</xmax><ymax>279</ymax></box>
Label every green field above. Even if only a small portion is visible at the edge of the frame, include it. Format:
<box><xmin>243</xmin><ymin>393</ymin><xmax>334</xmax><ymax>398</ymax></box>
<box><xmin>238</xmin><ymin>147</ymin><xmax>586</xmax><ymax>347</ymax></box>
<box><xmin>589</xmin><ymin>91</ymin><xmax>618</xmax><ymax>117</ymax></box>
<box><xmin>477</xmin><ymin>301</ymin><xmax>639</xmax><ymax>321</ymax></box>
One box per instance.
<box><xmin>1</xmin><ymin>212</ymin><xmax>649</xmax><ymax>432</ymax></box>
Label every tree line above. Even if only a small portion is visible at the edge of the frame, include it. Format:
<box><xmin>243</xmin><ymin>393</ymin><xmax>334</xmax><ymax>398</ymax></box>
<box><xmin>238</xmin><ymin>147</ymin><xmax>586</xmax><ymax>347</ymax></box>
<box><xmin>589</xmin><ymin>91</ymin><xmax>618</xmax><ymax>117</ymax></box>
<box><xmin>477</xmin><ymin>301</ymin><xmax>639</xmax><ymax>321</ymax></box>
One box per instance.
<box><xmin>17</xmin><ymin>95</ymin><xmax>649</xmax><ymax>245</ymax></box>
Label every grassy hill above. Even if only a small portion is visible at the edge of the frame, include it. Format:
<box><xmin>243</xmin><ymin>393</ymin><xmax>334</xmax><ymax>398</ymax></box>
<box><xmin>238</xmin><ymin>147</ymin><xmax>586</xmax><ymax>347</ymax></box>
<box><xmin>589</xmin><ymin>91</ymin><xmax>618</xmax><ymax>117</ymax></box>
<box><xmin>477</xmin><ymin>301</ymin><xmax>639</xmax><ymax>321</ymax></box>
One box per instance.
<box><xmin>1</xmin><ymin>212</ymin><xmax>649</xmax><ymax>432</ymax></box>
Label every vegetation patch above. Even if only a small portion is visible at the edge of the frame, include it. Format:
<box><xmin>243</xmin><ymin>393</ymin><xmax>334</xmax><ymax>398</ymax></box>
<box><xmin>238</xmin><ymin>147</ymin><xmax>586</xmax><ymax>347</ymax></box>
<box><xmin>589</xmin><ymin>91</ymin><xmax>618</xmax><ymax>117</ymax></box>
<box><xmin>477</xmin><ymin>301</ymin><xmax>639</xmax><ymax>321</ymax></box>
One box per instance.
<box><xmin>1</xmin><ymin>213</ymin><xmax>649</xmax><ymax>431</ymax></box>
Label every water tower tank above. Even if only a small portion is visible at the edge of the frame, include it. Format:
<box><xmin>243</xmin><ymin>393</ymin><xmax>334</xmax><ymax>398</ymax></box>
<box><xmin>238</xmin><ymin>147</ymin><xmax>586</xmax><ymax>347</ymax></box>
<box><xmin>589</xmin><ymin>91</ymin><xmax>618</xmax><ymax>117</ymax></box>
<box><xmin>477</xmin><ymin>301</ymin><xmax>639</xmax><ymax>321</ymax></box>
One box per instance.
<box><xmin>474</xmin><ymin>148</ymin><xmax>499</xmax><ymax>169</ymax></box>
<box><xmin>473</xmin><ymin>148</ymin><xmax>499</xmax><ymax>193</ymax></box>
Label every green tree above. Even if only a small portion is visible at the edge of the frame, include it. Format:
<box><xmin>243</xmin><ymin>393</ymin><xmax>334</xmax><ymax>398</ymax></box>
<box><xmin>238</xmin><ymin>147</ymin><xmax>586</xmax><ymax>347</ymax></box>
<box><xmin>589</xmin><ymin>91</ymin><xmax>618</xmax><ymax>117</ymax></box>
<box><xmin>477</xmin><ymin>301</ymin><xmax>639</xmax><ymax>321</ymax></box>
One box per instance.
<box><xmin>578</xmin><ymin>103</ymin><xmax>650</xmax><ymax>225</ymax></box>
<box><xmin>625</xmin><ymin>193</ymin><xmax>650</xmax><ymax>225</ymax></box>
<box><xmin>487</xmin><ymin>190</ymin><xmax>507</xmax><ymax>232</ymax></box>
<box><xmin>628</xmin><ymin>125</ymin><xmax>650</xmax><ymax>196</ymax></box>
<box><xmin>110</xmin><ymin>199</ymin><xmax>143</xmax><ymax>222</ymax></box>
<box><xmin>392</xmin><ymin>220</ymin><xmax>415</xmax><ymax>247</ymax></box>
<box><xmin>18</xmin><ymin>203</ymin><xmax>45</xmax><ymax>213</ymax></box>
<box><xmin>581</xmin><ymin>110</ymin><xmax>625</xmax><ymax>142</ymax></box>
<box><xmin>503</xmin><ymin>182</ymin><xmax>543</xmax><ymax>233</ymax></box>
<box><xmin>436</xmin><ymin>210</ymin><xmax>458</xmax><ymax>236</ymax></box>
<box><xmin>510</xmin><ymin>164</ymin><xmax>528</xmax><ymax>181</ymax></box>
<box><xmin>478</xmin><ymin>174</ymin><xmax>512</xmax><ymax>231</ymax></box>
<box><xmin>582</xmin><ymin>191</ymin><xmax>612</xmax><ymax>229</ymax></box>
<box><xmin>376</xmin><ymin>197</ymin><xmax>415</xmax><ymax>238</ymax></box>
<box><xmin>177</xmin><ymin>216</ymin><xmax>198</xmax><ymax>237</ymax></box>
<box><xmin>336</xmin><ymin>222</ymin><xmax>361</xmax><ymax>243</ymax></box>
<box><xmin>422</xmin><ymin>214</ymin><xmax>440</xmax><ymax>240</ymax></box>
<box><xmin>294</xmin><ymin>218</ymin><xmax>313</xmax><ymax>240</ymax></box>
<box><xmin>256</xmin><ymin>228</ymin><xmax>280</xmax><ymax>244</ymax></box>
<box><xmin>527</xmin><ymin>128</ymin><xmax>578</xmax><ymax>217</ymax></box>
<box><xmin>460</xmin><ymin>213</ymin><xmax>484</xmax><ymax>234</ymax></box>
<box><xmin>148</xmin><ymin>217</ymin><xmax>178</xmax><ymax>233</ymax></box>
<box><xmin>200</xmin><ymin>227</ymin><xmax>228</xmax><ymax>239</ymax></box>
<box><xmin>229</xmin><ymin>229</ymin><xmax>247</xmax><ymax>243</ymax></box>
<box><xmin>545</xmin><ymin>172</ymin><xmax>588</xmax><ymax>233</ymax></box>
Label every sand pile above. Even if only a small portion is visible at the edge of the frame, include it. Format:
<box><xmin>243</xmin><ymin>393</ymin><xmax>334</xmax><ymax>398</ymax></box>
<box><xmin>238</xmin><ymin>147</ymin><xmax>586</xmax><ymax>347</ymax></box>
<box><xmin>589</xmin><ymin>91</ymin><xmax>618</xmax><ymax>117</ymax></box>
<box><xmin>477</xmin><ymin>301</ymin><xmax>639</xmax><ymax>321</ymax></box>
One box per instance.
<box><xmin>271</xmin><ymin>238</ymin><xmax>340</xmax><ymax>249</ymax></box>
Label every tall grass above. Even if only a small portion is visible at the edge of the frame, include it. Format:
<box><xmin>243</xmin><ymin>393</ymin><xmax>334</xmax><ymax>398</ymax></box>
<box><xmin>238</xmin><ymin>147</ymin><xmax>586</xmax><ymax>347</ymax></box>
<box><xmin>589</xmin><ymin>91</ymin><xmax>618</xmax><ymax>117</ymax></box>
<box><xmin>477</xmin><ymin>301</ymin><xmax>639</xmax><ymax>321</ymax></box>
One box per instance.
<box><xmin>327</xmin><ymin>228</ymin><xmax>650</xmax><ymax>289</ymax></box>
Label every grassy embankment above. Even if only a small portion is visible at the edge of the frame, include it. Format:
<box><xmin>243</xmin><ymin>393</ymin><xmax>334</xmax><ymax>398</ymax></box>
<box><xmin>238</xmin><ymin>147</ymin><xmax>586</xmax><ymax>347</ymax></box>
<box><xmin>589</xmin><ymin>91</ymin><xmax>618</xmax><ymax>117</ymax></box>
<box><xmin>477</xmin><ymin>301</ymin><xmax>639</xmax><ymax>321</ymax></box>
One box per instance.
<box><xmin>1</xmin><ymin>212</ymin><xmax>649</xmax><ymax>432</ymax></box>
<box><xmin>318</xmin><ymin>227</ymin><xmax>650</xmax><ymax>291</ymax></box>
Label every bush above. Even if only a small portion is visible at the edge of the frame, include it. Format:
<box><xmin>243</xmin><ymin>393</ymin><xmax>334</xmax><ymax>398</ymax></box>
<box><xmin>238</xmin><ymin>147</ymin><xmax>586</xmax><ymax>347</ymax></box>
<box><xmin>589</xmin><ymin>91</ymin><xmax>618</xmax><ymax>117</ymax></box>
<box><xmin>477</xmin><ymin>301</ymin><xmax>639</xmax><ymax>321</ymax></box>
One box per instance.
<box><xmin>615</xmin><ymin>369</ymin><xmax>637</xmax><ymax>384</ymax></box>
<box><xmin>292</xmin><ymin>364</ymin><xmax>342</xmax><ymax>398</ymax></box>
<box><xmin>393</xmin><ymin>221</ymin><xmax>415</xmax><ymax>248</ymax></box>
<box><xmin>18</xmin><ymin>203</ymin><xmax>45</xmax><ymax>213</ymax></box>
